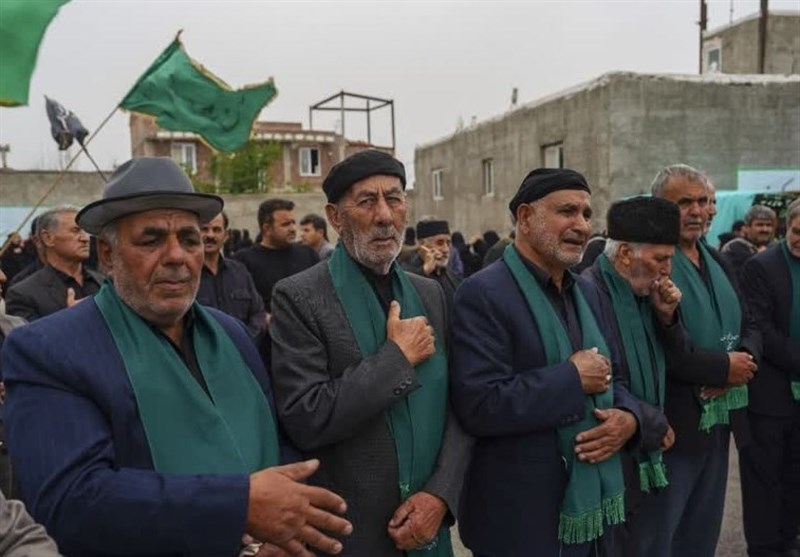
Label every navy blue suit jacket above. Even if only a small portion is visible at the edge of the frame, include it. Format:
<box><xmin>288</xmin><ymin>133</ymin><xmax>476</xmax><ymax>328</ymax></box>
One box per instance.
<box><xmin>741</xmin><ymin>243</ymin><xmax>800</xmax><ymax>417</ymax></box>
<box><xmin>2</xmin><ymin>299</ymin><xmax>284</xmax><ymax>557</ymax></box>
<box><xmin>450</xmin><ymin>258</ymin><xmax>642</xmax><ymax>557</ymax></box>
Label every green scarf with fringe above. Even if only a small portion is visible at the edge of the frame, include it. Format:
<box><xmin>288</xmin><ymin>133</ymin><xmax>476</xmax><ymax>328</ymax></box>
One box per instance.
<box><xmin>672</xmin><ymin>242</ymin><xmax>745</xmax><ymax>431</ymax></box>
<box><xmin>781</xmin><ymin>241</ymin><xmax>800</xmax><ymax>400</ymax></box>
<box><xmin>327</xmin><ymin>244</ymin><xmax>452</xmax><ymax>557</ymax></box>
<box><xmin>504</xmin><ymin>245</ymin><xmax>625</xmax><ymax>545</ymax></box>
<box><xmin>597</xmin><ymin>254</ymin><xmax>668</xmax><ymax>493</ymax></box>
<box><xmin>94</xmin><ymin>282</ymin><xmax>279</xmax><ymax>474</ymax></box>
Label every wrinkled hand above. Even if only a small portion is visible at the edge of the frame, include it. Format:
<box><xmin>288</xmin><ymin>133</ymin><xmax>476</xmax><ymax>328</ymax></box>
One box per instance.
<box><xmin>419</xmin><ymin>245</ymin><xmax>443</xmax><ymax>276</ymax></box>
<box><xmin>700</xmin><ymin>386</ymin><xmax>729</xmax><ymax>400</ymax></box>
<box><xmin>569</xmin><ymin>347</ymin><xmax>611</xmax><ymax>394</ymax></box>
<box><xmin>386</xmin><ymin>301</ymin><xmax>435</xmax><ymax>367</ymax></box>
<box><xmin>574</xmin><ymin>408</ymin><xmax>638</xmax><ymax>464</ymax></box>
<box><xmin>387</xmin><ymin>492</ymin><xmax>447</xmax><ymax>551</ymax></box>
<box><xmin>727</xmin><ymin>351</ymin><xmax>757</xmax><ymax>386</ymax></box>
<box><xmin>660</xmin><ymin>425</ymin><xmax>676</xmax><ymax>451</ymax></box>
<box><xmin>253</xmin><ymin>542</ymin><xmax>292</xmax><ymax>557</ymax></box>
<box><xmin>650</xmin><ymin>277</ymin><xmax>681</xmax><ymax>325</ymax></box>
<box><xmin>246</xmin><ymin>459</ymin><xmax>352</xmax><ymax>557</ymax></box>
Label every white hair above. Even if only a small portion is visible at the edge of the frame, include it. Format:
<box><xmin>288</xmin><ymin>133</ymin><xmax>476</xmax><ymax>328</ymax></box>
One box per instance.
<box><xmin>604</xmin><ymin>239</ymin><xmax>644</xmax><ymax>262</ymax></box>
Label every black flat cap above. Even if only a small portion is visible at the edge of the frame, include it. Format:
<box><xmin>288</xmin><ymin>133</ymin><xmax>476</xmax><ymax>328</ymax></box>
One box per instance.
<box><xmin>77</xmin><ymin>157</ymin><xmax>223</xmax><ymax>235</ymax></box>
<box><xmin>416</xmin><ymin>220</ymin><xmax>450</xmax><ymax>240</ymax></box>
<box><xmin>508</xmin><ymin>168</ymin><xmax>591</xmax><ymax>215</ymax></box>
<box><xmin>322</xmin><ymin>150</ymin><xmax>405</xmax><ymax>203</ymax></box>
<box><xmin>607</xmin><ymin>196</ymin><xmax>680</xmax><ymax>245</ymax></box>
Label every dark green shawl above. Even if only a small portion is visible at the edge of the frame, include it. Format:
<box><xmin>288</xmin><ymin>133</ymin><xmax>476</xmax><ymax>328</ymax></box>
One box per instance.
<box><xmin>597</xmin><ymin>254</ymin><xmax>668</xmax><ymax>492</ymax></box>
<box><xmin>94</xmin><ymin>283</ymin><xmax>279</xmax><ymax>474</ymax></box>
<box><xmin>327</xmin><ymin>244</ymin><xmax>451</xmax><ymax>556</ymax></box>
<box><xmin>671</xmin><ymin>242</ymin><xmax>745</xmax><ymax>431</ymax></box>
<box><xmin>504</xmin><ymin>245</ymin><xmax>625</xmax><ymax>545</ymax></box>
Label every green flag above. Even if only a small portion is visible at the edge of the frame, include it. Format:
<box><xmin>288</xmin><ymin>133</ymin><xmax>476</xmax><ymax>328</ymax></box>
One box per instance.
<box><xmin>0</xmin><ymin>0</ymin><xmax>70</xmax><ymax>107</ymax></box>
<box><xmin>120</xmin><ymin>36</ymin><xmax>277</xmax><ymax>152</ymax></box>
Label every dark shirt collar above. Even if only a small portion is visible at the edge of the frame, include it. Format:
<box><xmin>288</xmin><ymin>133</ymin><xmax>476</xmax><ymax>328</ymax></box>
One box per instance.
<box><xmin>49</xmin><ymin>264</ymin><xmax>96</xmax><ymax>285</ymax></box>
<box><xmin>202</xmin><ymin>255</ymin><xmax>227</xmax><ymax>275</ymax></box>
<box><xmin>513</xmin><ymin>245</ymin><xmax>575</xmax><ymax>293</ymax></box>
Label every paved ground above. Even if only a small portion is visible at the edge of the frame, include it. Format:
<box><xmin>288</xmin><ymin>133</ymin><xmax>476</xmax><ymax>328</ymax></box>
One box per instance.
<box><xmin>451</xmin><ymin>445</ymin><xmax>746</xmax><ymax>557</ymax></box>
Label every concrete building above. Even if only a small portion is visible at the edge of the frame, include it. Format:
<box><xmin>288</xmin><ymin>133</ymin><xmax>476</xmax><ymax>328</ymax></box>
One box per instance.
<box><xmin>130</xmin><ymin>113</ymin><xmax>392</xmax><ymax>192</ymax></box>
<box><xmin>702</xmin><ymin>11</ymin><xmax>800</xmax><ymax>75</ymax></box>
<box><xmin>412</xmin><ymin>72</ymin><xmax>800</xmax><ymax>236</ymax></box>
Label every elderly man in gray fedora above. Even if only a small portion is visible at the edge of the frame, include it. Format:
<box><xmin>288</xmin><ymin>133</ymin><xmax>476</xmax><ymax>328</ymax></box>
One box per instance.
<box><xmin>2</xmin><ymin>157</ymin><xmax>352</xmax><ymax>557</ymax></box>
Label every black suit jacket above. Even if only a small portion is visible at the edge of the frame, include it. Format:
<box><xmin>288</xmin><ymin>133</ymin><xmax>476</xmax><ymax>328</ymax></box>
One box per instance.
<box><xmin>664</xmin><ymin>246</ymin><xmax>761</xmax><ymax>453</ymax></box>
<box><xmin>450</xmin><ymin>259</ymin><xmax>643</xmax><ymax>557</ymax></box>
<box><xmin>741</xmin><ymin>243</ymin><xmax>800</xmax><ymax>417</ymax></box>
<box><xmin>5</xmin><ymin>265</ymin><xmax>103</xmax><ymax>322</ymax></box>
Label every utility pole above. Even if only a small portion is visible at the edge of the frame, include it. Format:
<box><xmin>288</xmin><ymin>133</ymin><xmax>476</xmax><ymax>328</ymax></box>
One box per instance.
<box><xmin>758</xmin><ymin>0</ymin><xmax>769</xmax><ymax>73</ymax></box>
<box><xmin>699</xmin><ymin>0</ymin><xmax>708</xmax><ymax>74</ymax></box>
<box><xmin>0</xmin><ymin>144</ymin><xmax>9</xmax><ymax>169</ymax></box>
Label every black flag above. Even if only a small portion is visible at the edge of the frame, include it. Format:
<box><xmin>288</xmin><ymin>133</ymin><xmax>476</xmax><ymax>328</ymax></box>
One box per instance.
<box><xmin>45</xmin><ymin>96</ymin><xmax>89</xmax><ymax>150</ymax></box>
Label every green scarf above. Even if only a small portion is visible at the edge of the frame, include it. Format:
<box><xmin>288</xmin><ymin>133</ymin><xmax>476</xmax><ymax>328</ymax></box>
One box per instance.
<box><xmin>597</xmin><ymin>255</ymin><xmax>668</xmax><ymax>493</ymax></box>
<box><xmin>94</xmin><ymin>283</ymin><xmax>279</xmax><ymax>474</ymax></box>
<box><xmin>780</xmin><ymin>241</ymin><xmax>800</xmax><ymax>400</ymax></box>
<box><xmin>503</xmin><ymin>245</ymin><xmax>625</xmax><ymax>545</ymax></box>
<box><xmin>327</xmin><ymin>245</ymin><xmax>451</xmax><ymax>557</ymax></box>
<box><xmin>671</xmin><ymin>242</ymin><xmax>745</xmax><ymax>431</ymax></box>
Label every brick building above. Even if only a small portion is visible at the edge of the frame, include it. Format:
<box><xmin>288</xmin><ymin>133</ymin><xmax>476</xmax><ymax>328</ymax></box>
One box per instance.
<box><xmin>129</xmin><ymin>113</ymin><xmax>393</xmax><ymax>192</ymax></box>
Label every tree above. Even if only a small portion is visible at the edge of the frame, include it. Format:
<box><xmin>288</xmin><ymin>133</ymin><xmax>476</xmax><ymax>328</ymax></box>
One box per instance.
<box><xmin>204</xmin><ymin>140</ymin><xmax>281</xmax><ymax>194</ymax></box>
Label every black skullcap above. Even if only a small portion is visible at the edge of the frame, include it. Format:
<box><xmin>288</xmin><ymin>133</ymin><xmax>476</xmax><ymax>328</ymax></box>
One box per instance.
<box><xmin>416</xmin><ymin>220</ymin><xmax>450</xmax><ymax>240</ymax></box>
<box><xmin>508</xmin><ymin>168</ymin><xmax>591</xmax><ymax>215</ymax></box>
<box><xmin>322</xmin><ymin>150</ymin><xmax>406</xmax><ymax>203</ymax></box>
<box><xmin>607</xmin><ymin>196</ymin><xmax>680</xmax><ymax>245</ymax></box>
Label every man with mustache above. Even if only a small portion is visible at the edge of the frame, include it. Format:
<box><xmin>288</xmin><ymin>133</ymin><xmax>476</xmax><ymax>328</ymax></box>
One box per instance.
<box><xmin>721</xmin><ymin>204</ymin><xmax>777</xmax><ymax>279</ymax></box>
<box><xmin>197</xmin><ymin>211</ymin><xmax>268</xmax><ymax>343</ymax></box>
<box><xmin>582</xmin><ymin>197</ymin><xmax>684</xmax><ymax>557</ymax></box>
<box><xmin>738</xmin><ymin>199</ymin><xmax>800</xmax><ymax>557</ymax></box>
<box><xmin>270</xmin><ymin>150</ymin><xmax>472</xmax><ymax>556</ymax></box>
<box><xmin>235</xmin><ymin>199</ymin><xmax>319</xmax><ymax>314</ymax></box>
<box><xmin>5</xmin><ymin>206</ymin><xmax>102</xmax><ymax>321</ymax></box>
<box><xmin>2</xmin><ymin>158</ymin><xmax>352</xmax><ymax>557</ymax></box>
<box><xmin>451</xmin><ymin>168</ymin><xmax>642</xmax><ymax>557</ymax></box>
<box><xmin>402</xmin><ymin>219</ymin><xmax>460</xmax><ymax>306</ymax></box>
<box><xmin>637</xmin><ymin>164</ymin><xmax>761</xmax><ymax>557</ymax></box>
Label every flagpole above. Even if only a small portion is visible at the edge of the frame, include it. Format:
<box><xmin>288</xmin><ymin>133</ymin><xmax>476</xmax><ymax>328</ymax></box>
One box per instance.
<box><xmin>0</xmin><ymin>105</ymin><xmax>118</xmax><ymax>258</ymax></box>
<box><xmin>77</xmin><ymin>142</ymin><xmax>108</xmax><ymax>182</ymax></box>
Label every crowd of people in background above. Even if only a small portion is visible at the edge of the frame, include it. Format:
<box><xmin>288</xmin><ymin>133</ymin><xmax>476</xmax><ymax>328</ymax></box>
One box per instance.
<box><xmin>0</xmin><ymin>151</ymin><xmax>797</xmax><ymax>557</ymax></box>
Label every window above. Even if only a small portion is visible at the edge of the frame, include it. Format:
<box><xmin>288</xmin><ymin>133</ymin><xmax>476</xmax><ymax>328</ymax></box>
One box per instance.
<box><xmin>542</xmin><ymin>143</ymin><xmax>564</xmax><ymax>168</ymax></box>
<box><xmin>299</xmin><ymin>147</ymin><xmax>320</xmax><ymax>176</ymax></box>
<box><xmin>171</xmin><ymin>142</ymin><xmax>196</xmax><ymax>174</ymax></box>
<box><xmin>707</xmin><ymin>48</ymin><xmax>721</xmax><ymax>73</ymax></box>
<box><xmin>432</xmin><ymin>169</ymin><xmax>444</xmax><ymax>200</ymax></box>
<box><xmin>482</xmin><ymin>158</ymin><xmax>494</xmax><ymax>196</ymax></box>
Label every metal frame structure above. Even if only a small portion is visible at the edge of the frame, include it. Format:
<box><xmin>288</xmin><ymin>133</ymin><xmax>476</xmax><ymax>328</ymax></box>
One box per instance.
<box><xmin>309</xmin><ymin>91</ymin><xmax>395</xmax><ymax>150</ymax></box>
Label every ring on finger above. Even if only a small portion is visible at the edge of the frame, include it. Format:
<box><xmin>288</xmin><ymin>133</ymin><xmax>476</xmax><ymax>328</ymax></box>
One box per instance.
<box><xmin>605</xmin><ymin>373</ymin><xmax>612</xmax><ymax>384</ymax></box>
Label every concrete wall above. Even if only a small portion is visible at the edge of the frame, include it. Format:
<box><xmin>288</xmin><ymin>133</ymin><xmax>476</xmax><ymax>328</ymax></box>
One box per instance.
<box><xmin>0</xmin><ymin>169</ymin><xmax>332</xmax><ymax>239</ymax></box>
<box><xmin>413</xmin><ymin>72</ymin><xmax>800</xmax><ymax>237</ymax></box>
<box><xmin>607</xmin><ymin>74</ymin><xmax>800</xmax><ymax>201</ymax></box>
<box><xmin>413</xmin><ymin>77</ymin><xmax>612</xmax><ymax>236</ymax></box>
<box><xmin>703</xmin><ymin>13</ymin><xmax>800</xmax><ymax>74</ymax></box>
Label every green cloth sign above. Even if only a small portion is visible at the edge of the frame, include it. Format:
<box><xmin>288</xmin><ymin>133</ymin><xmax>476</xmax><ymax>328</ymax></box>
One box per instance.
<box><xmin>0</xmin><ymin>0</ymin><xmax>69</xmax><ymax>106</ymax></box>
<box><xmin>120</xmin><ymin>36</ymin><xmax>277</xmax><ymax>152</ymax></box>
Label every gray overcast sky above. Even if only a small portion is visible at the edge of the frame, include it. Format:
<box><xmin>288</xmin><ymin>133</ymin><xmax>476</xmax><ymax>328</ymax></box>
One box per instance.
<box><xmin>1</xmin><ymin>0</ymin><xmax>798</xmax><ymax>180</ymax></box>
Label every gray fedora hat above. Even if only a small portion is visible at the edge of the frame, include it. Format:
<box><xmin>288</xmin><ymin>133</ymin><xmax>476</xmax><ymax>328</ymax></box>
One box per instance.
<box><xmin>77</xmin><ymin>157</ymin><xmax>223</xmax><ymax>235</ymax></box>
